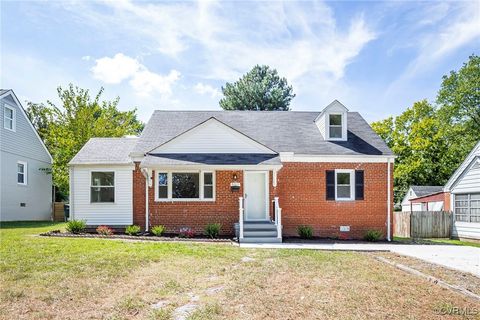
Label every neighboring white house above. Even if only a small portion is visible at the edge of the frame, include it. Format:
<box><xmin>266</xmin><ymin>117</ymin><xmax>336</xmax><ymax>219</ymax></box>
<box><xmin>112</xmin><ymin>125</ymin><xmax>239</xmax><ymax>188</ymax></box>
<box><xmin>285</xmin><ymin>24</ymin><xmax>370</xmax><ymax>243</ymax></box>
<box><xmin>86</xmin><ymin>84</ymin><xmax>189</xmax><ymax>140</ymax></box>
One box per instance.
<box><xmin>0</xmin><ymin>89</ymin><xmax>53</xmax><ymax>221</ymax></box>
<box><xmin>444</xmin><ymin>141</ymin><xmax>480</xmax><ymax>240</ymax></box>
<box><xmin>401</xmin><ymin>185</ymin><xmax>444</xmax><ymax>212</ymax></box>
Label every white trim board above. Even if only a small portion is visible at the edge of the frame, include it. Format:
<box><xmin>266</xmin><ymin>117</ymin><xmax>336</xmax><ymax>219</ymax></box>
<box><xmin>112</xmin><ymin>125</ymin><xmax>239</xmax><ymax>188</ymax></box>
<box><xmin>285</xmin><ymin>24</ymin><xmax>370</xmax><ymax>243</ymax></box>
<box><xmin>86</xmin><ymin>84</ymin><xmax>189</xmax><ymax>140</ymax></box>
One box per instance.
<box><xmin>279</xmin><ymin>153</ymin><xmax>395</xmax><ymax>163</ymax></box>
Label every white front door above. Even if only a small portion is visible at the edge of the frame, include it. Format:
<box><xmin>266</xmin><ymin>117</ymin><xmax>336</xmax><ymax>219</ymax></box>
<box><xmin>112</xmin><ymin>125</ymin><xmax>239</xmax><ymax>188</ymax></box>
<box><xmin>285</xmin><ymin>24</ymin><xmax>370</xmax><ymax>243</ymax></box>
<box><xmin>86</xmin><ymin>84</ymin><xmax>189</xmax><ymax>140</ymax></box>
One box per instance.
<box><xmin>244</xmin><ymin>171</ymin><xmax>268</xmax><ymax>221</ymax></box>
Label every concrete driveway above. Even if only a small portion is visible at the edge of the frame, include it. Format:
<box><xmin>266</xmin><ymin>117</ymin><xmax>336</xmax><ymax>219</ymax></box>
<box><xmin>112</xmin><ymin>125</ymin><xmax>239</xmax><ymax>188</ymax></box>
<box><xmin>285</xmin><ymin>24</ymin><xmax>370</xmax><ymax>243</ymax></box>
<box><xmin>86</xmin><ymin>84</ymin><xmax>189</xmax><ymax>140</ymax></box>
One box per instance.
<box><xmin>239</xmin><ymin>242</ymin><xmax>480</xmax><ymax>277</ymax></box>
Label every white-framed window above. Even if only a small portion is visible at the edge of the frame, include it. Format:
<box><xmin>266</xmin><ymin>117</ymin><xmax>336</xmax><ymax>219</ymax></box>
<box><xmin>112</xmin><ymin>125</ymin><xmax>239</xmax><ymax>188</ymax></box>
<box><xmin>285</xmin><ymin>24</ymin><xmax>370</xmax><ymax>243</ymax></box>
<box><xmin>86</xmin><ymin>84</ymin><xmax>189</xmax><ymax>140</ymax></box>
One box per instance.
<box><xmin>17</xmin><ymin>161</ymin><xmax>27</xmax><ymax>185</ymax></box>
<box><xmin>335</xmin><ymin>169</ymin><xmax>354</xmax><ymax>201</ymax></box>
<box><xmin>328</xmin><ymin>113</ymin><xmax>343</xmax><ymax>139</ymax></box>
<box><xmin>4</xmin><ymin>105</ymin><xmax>16</xmax><ymax>131</ymax></box>
<box><xmin>454</xmin><ymin>193</ymin><xmax>480</xmax><ymax>223</ymax></box>
<box><xmin>91</xmin><ymin>171</ymin><xmax>115</xmax><ymax>203</ymax></box>
<box><xmin>155</xmin><ymin>170</ymin><xmax>215</xmax><ymax>201</ymax></box>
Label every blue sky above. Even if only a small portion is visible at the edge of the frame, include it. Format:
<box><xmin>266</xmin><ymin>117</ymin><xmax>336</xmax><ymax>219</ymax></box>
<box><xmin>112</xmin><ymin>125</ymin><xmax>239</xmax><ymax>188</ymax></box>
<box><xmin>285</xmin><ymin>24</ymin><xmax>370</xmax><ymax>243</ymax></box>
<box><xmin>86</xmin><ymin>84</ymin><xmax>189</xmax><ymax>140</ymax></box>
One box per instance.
<box><xmin>1</xmin><ymin>0</ymin><xmax>479</xmax><ymax>123</ymax></box>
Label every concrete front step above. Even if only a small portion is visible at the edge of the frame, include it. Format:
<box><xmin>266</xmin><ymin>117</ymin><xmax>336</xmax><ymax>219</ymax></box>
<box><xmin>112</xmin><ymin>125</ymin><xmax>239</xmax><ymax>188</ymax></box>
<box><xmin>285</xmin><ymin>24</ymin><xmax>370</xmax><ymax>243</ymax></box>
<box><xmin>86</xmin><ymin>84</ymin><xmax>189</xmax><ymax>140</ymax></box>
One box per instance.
<box><xmin>243</xmin><ymin>230</ymin><xmax>278</xmax><ymax>237</ymax></box>
<box><xmin>240</xmin><ymin>236</ymin><xmax>283</xmax><ymax>243</ymax></box>
<box><xmin>243</xmin><ymin>222</ymin><xmax>277</xmax><ymax>230</ymax></box>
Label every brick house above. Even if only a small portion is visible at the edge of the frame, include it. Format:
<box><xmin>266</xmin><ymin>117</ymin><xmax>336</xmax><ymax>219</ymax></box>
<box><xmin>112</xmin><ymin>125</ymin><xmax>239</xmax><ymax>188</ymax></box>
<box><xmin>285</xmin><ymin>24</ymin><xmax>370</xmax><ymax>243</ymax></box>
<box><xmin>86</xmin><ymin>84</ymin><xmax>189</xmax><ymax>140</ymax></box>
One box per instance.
<box><xmin>69</xmin><ymin>100</ymin><xmax>395</xmax><ymax>243</ymax></box>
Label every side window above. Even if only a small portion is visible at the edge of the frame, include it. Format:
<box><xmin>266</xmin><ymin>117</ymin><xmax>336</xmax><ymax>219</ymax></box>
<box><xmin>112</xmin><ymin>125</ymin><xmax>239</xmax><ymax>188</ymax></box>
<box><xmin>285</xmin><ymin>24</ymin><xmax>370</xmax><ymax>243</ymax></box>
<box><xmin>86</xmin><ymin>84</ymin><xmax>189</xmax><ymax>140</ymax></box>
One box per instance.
<box><xmin>4</xmin><ymin>105</ymin><xmax>15</xmax><ymax>131</ymax></box>
<box><xmin>158</xmin><ymin>173</ymin><xmax>168</xmax><ymax>199</ymax></box>
<box><xmin>17</xmin><ymin>161</ymin><xmax>27</xmax><ymax>185</ymax></box>
<box><xmin>203</xmin><ymin>172</ymin><xmax>213</xmax><ymax>199</ymax></box>
<box><xmin>91</xmin><ymin>172</ymin><xmax>115</xmax><ymax>203</ymax></box>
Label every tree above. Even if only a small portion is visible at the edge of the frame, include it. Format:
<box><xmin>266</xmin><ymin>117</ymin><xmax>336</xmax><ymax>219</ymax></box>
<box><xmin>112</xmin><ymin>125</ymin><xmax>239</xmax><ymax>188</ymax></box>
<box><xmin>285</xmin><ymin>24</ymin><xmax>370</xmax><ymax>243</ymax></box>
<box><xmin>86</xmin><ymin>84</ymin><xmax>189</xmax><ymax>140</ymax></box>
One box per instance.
<box><xmin>437</xmin><ymin>54</ymin><xmax>480</xmax><ymax>134</ymax></box>
<box><xmin>372</xmin><ymin>101</ymin><xmax>450</xmax><ymax>203</ymax></box>
<box><xmin>219</xmin><ymin>65</ymin><xmax>295</xmax><ymax>111</ymax></box>
<box><xmin>436</xmin><ymin>54</ymin><xmax>480</xmax><ymax>166</ymax></box>
<box><xmin>27</xmin><ymin>84</ymin><xmax>144</xmax><ymax>197</ymax></box>
<box><xmin>371</xmin><ymin>55</ymin><xmax>480</xmax><ymax>204</ymax></box>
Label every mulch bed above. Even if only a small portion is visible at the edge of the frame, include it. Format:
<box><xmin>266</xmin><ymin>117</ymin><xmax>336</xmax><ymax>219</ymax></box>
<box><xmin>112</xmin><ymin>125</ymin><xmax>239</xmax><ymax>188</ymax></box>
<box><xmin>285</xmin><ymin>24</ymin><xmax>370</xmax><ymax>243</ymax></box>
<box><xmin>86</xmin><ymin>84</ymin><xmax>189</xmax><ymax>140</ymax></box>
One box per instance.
<box><xmin>39</xmin><ymin>231</ymin><xmax>235</xmax><ymax>243</ymax></box>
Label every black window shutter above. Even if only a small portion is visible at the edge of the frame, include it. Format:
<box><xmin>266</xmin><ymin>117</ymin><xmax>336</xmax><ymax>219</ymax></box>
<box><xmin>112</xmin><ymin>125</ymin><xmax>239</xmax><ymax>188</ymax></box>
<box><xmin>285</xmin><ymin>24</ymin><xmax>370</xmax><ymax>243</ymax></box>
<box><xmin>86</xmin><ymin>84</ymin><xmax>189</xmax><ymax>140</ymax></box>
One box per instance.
<box><xmin>355</xmin><ymin>170</ymin><xmax>364</xmax><ymax>200</ymax></box>
<box><xmin>326</xmin><ymin>170</ymin><xmax>335</xmax><ymax>200</ymax></box>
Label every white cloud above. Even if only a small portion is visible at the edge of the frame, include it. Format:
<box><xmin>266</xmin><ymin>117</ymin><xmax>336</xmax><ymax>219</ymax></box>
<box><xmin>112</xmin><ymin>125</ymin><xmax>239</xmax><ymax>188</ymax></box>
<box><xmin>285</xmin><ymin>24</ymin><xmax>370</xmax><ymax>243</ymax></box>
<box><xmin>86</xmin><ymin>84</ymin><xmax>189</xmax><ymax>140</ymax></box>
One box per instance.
<box><xmin>130</xmin><ymin>69</ymin><xmax>181</xmax><ymax>97</ymax></box>
<box><xmin>62</xmin><ymin>1</ymin><xmax>376</xmax><ymax>86</ymax></box>
<box><xmin>81</xmin><ymin>55</ymin><xmax>91</xmax><ymax>61</ymax></box>
<box><xmin>193</xmin><ymin>83</ymin><xmax>222</xmax><ymax>99</ymax></box>
<box><xmin>91</xmin><ymin>53</ymin><xmax>180</xmax><ymax>97</ymax></box>
<box><xmin>91</xmin><ymin>53</ymin><xmax>141</xmax><ymax>84</ymax></box>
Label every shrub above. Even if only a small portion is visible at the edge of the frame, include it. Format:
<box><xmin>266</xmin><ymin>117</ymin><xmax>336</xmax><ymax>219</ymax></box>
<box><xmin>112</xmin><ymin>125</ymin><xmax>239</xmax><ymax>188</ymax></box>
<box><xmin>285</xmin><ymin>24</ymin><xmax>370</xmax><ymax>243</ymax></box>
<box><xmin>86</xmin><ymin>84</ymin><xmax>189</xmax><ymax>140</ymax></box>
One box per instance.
<box><xmin>96</xmin><ymin>225</ymin><xmax>113</xmax><ymax>236</ymax></box>
<box><xmin>178</xmin><ymin>227</ymin><xmax>195</xmax><ymax>238</ymax></box>
<box><xmin>151</xmin><ymin>225</ymin><xmax>166</xmax><ymax>237</ymax></box>
<box><xmin>297</xmin><ymin>225</ymin><xmax>313</xmax><ymax>239</ymax></box>
<box><xmin>66</xmin><ymin>220</ymin><xmax>86</xmax><ymax>234</ymax></box>
<box><xmin>204</xmin><ymin>223</ymin><xmax>221</xmax><ymax>239</ymax></box>
<box><xmin>125</xmin><ymin>225</ymin><xmax>141</xmax><ymax>236</ymax></box>
<box><xmin>364</xmin><ymin>230</ymin><xmax>383</xmax><ymax>242</ymax></box>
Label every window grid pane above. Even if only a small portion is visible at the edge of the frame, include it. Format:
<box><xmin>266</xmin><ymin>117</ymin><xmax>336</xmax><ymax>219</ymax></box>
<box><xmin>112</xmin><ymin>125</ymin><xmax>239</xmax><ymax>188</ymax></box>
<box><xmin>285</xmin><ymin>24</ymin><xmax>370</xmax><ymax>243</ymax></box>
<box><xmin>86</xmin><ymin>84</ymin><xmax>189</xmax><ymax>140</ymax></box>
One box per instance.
<box><xmin>203</xmin><ymin>172</ymin><xmax>213</xmax><ymax>199</ymax></box>
<box><xmin>158</xmin><ymin>173</ymin><xmax>168</xmax><ymax>199</ymax></box>
<box><xmin>329</xmin><ymin>114</ymin><xmax>342</xmax><ymax>126</ymax></box>
<box><xmin>91</xmin><ymin>172</ymin><xmax>114</xmax><ymax>186</ymax></box>
<box><xmin>172</xmin><ymin>173</ymin><xmax>199</xmax><ymax>199</ymax></box>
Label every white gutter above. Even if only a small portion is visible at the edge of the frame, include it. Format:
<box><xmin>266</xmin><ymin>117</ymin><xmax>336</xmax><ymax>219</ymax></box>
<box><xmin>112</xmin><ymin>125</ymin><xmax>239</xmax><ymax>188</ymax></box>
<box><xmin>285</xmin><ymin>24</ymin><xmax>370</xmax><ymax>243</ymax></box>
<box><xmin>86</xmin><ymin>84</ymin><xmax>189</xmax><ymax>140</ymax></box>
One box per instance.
<box><xmin>387</xmin><ymin>157</ymin><xmax>392</xmax><ymax>241</ymax></box>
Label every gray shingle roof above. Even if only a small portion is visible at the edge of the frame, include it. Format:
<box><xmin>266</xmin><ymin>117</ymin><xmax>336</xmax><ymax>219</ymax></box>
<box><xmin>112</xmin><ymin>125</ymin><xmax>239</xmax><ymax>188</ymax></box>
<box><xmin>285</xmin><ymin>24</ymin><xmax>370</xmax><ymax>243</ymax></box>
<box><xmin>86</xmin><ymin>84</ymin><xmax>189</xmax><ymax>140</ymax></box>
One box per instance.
<box><xmin>411</xmin><ymin>186</ymin><xmax>444</xmax><ymax>198</ymax></box>
<box><xmin>0</xmin><ymin>89</ymin><xmax>11</xmax><ymax>96</ymax></box>
<box><xmin>133</xmin><ymin>111</ymin><xmax>393</xmax><ymax>156</ymax></box>
<box><xmin>69</xmin><ymin>137</ymin><xmax>138</xmax><ymax>165</ymax></box>
<box><xmin>141</xmin><ymin>153</ymin><xmax>281</xmax><ymax>166</ymax></box>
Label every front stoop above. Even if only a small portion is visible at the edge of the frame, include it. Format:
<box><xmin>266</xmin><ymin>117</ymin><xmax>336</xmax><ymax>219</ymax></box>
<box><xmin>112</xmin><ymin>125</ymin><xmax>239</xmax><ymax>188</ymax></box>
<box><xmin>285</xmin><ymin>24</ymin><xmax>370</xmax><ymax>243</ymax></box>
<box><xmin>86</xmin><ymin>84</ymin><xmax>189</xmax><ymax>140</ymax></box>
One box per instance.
<box><xmin>240</xmin><ymin>221</ymin><xmax>282</xmax><ymax>243</ymax></box>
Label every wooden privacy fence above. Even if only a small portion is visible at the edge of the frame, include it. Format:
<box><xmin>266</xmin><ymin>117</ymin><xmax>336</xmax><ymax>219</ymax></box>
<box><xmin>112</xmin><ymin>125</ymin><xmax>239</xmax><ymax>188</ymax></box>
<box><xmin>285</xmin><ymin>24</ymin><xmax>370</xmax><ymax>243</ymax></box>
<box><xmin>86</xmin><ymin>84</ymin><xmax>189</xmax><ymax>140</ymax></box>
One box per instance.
<box><xmin>394</xmin><ymin>211</ymin><xmax>451</xmax><ymax>238</ymax></box>
<box><xmin>53</xmin><ymin>202</ymin><xmax>66</xmax><ymax>222</ymax></box>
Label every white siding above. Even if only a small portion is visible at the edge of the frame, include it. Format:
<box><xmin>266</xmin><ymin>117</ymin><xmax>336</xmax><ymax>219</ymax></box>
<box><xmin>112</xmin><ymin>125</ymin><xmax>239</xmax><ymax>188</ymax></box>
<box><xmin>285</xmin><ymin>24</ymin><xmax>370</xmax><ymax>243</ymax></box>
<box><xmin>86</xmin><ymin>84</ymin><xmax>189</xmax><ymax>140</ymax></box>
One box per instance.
<box><xmin>452</xmin><ymin>162</ymin><xmax>480</xmax><ymax>193</ymax></box>
<box><xmin>0</xmin><ymin>151</ymin><xmax>52</xmax><ymax>221</ymax></box>
<box><xmin>452</xmin><ymin>221</ymin><xmax>480</xmax><ymax>240</ymax></box>
<box><xmin>71</xmin><ymin>165</ymin><xmax>134</xmax><ymax>225</ymax></box>
<box><xmin>152</xmin><ymin>118</ymin><xmax>274</xmax><ymax>154</ymax></box>
<box><xmin>0</xmin><ymin>92</ymin><xmax>52</xmax><ymax>221</ymax></box>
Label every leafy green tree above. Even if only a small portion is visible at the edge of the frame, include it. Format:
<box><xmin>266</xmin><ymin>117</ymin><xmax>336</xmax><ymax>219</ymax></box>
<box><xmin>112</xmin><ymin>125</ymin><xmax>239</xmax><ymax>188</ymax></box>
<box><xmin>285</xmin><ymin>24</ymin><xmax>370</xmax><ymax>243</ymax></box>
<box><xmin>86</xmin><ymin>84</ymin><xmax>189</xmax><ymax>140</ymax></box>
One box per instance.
<box><xmin>436</xmin><ymin>54</ymin><xmax>479</xmax><ymax>168</ymax></box>
<box><xmin>219</xmin><ymin>65</ymin><xmax>295</xmax><ymax>111</ymax></box>
<box><xmin>26</xmin><ymin>84</ymin><xmax>143</xmax><ymax>197</ymax></box>
<box><xmin>372</xmin><ymin>55</ymin><xmax>480</xmax><ymax>204</ymax></box>
<box><xmin>437</xmin><ymin>54</ymin><xmax>480</xmax><ymax>134</ymax></box>
<box><xmin>372</xmin><ymin>101</ymin><xmax>450</xmax><ymax>202</ymax></box>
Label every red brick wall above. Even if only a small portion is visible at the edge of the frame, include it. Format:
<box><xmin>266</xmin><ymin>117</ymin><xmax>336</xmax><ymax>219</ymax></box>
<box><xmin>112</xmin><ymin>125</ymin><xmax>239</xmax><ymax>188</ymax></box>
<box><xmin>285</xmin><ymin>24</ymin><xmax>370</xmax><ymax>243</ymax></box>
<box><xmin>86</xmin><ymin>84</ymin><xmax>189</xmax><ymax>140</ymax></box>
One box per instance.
<box><xmin>133</xmin><ymin>163</ymin><xmax>146</xmax><ymax>229</ymax></box>
<box><xmin>275</xmin><ymin>162</ymin><xmax>393</xmax><ymax>239</ymax></box>
<box><xmin>133</xmin><ymin>166</ymin><xmax>244</xmax><ymax>235</ymax></box>
<box><xmin>132</xmin><ymin>162</ymin><xmax>394</xmax><ymax>239</ymax></box>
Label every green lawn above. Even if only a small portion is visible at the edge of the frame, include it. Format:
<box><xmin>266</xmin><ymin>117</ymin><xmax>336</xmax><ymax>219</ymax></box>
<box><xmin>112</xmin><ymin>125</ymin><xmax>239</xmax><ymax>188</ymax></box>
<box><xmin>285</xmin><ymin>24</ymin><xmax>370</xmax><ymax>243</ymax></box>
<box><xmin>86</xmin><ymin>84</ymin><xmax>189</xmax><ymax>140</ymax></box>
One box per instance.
<box><xmin>394</xmin><ymin>236</ymin><xmax>480</xmax><ymax>248</ymax></box>
<box><xmin>1</xmin><ymin>222</ymin><xmax>478</xmax><ymax>320</ymax></box>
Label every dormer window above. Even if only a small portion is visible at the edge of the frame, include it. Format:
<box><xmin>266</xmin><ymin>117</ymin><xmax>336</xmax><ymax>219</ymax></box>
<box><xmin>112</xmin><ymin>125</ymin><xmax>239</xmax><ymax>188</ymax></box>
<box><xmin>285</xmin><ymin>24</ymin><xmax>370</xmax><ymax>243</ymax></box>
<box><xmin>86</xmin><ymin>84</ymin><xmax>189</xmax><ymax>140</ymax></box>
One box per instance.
<box><xmin>329</xmin><ymin>114</ymin><xmax>343</xmax><ymax>139</ymax></box>
<box><xmin>315</xmin><ymin>100</ymin><xmax>349</xmax><ymax>142</ymax></box>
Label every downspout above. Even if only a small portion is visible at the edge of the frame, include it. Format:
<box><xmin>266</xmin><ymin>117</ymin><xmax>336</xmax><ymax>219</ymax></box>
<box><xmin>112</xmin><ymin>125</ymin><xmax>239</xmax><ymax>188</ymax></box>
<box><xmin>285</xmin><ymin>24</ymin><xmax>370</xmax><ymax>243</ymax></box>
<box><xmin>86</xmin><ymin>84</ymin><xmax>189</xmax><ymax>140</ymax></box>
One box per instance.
<box><xmin>387</xmin><ymin>158</ymin><xmax>391</xmax><ymax>241</ymax></box>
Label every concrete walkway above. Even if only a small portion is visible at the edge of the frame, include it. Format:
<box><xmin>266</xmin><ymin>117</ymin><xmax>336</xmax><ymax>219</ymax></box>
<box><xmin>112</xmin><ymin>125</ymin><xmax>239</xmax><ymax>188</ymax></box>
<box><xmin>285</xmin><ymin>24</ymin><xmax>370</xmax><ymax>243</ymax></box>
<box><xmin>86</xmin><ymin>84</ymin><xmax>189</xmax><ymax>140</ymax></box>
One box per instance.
<box><xmin>240</xmin><ymin>242</ymin><xmax>480</xmax><ymax>277</ymax></box>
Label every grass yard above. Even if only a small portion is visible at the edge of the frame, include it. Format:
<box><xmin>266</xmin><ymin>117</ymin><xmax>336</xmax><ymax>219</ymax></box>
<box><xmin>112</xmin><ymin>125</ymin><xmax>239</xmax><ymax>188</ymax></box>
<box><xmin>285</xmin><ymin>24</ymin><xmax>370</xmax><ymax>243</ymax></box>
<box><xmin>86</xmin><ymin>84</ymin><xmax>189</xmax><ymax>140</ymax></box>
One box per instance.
<box><xmin>1</xmin><ymin>222</ymin><xmax>479</xmax><ymax>320</ymax></box>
